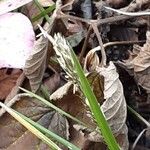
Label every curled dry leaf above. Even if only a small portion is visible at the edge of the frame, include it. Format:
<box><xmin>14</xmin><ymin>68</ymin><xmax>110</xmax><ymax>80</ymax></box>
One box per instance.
<box><xmin>133</xmin><ymin>31</ymin><xmax>150</xmax><ymax>72</ymax></box>
<box><xmin>0</xmin><ymin>94</ymin><xmax>69</xmax><ymax>150</ymax></box>
<box><xmin>24</xmin><ymin>34</ymin><xmax>48</xmax><ymax>93</ymax></box>
<box><xmin>84</xmin><ymin>49</ymin><xmax>100</xmax><ymax>72</ymax></box>
<box><xmin>94</xmin><ymin>62</ymin><xmax>128</xmax><ymax>149</ymax></box>
<box><xmin>25</xmin><ymin>1</ymin><xmax>59</xmax><ymax>92</ymax></box>
<box><xmin>24</xmin><ymin>22</ymin><xmax>55</xmax><ymax>93</ymax></box>
<box><xmin>133</xmin><ymin>31</ymin><xmax>150</xmax><ymax>95</ymax></box>
<box><xmin>84</xmin><ymin>50</ymin><xmax>128</xmax><ymax>149</ymax></box>
<box><xmin>0</xmin><ymin>13</ymin><xmax>35</xmax><ymax>69</ymax></box>
<box><xmin>0</xmin><ymin>0</ymin><xmax>32</xmax><ymax>15</ymax></box>
<box><xmin>118</xmin><ymin>31</ymin><xmax>150</xmax><ymax>95</ymax></box>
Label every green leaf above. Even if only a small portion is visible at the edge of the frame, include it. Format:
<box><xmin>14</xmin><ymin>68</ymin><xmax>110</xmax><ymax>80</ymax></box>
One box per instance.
<box><xmin>33</xmin><ymin>0</ymin><xmax>51</xmax><ymax>23</ymax></box>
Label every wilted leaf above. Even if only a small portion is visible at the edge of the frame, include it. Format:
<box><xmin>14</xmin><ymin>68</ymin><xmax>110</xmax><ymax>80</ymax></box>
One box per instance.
<box><xmin>133</xmin><ymin>31</ymin><xmax>150</xmax><ymax>95</ymax></box>
<box><xmin>50</xmin><ymin>81</ymin><xmax>97</xmax><ymax>129</ymax></box>
<box><xmin>81</xmin><ymin>62</ymin><xmax>128</xmax><ymax>149</ymax></box>
<box><xmin>133</xmin><ymin>31</ymin><xmax>150</xmax><ymax>72</ymax></box>
<box><xmin>0</xmin><ymin>0</ymin><xmax>32</xmax><ymax>15</ymax></box>
<box><xmin>0</xmin><ymin>13</ymin><xmax>35</xmax><ymax>69</ymax></box>
<box><xmin>0</xmin><ymin>94</ymin><xmax>69</xmax><ymax>150</ymax></box>
<box><xmin>50</xmin><ymin>71</ymin><xmax>104</xmax><ymax>129</ymax></box>
<box><xmin>0</xmin><ymin>69</ymin><xmax>22</xmax><ymax>100</ymax></box>
<box><xmin>118</xmin><ymin>31</ymin><xmax>150</xmax><ymax>95</ymax></box>
<box><xmin>24</xmin><ymin>32</ymin><xmax>49</xmax><ymax>93</ymax></box>
<box><xmin>84</xmin><ymin>47</ymin><xmax>128</xmax><ymax>149</ymax></box>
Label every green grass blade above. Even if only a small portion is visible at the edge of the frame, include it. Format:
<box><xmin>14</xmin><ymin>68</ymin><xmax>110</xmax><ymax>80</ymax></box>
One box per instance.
<box><xmin>0</xmin><ymin>102</ymin><xmax>60</xmax><ymax>150</ymax></box>
<box><xmin>70</xmin><ymin>50</ymin><xmax>120</xmax><ymax>150</ymax></box>
<box><xmin>128</xmin><ymin>106</ymin><xmax>150</xmax><ymax>127</ymax></box>
<box><xmin>33</xmin><ymin>0</ymin><xmax>51</xmax><ymax>23</ymax></box>
<box><xmin>15</xmin><ymin>110</ymin><xmax>80</xmax><ymax>150</ymax></box>
<box><xmin>20</xmin><ymin>87</ymin><xmax>88</xmax><ymax>128</ymax></box>
<box><xmin>32</xmin><ymin>4</ymin><xmax>55</xmax><ymax>22</ymax></box>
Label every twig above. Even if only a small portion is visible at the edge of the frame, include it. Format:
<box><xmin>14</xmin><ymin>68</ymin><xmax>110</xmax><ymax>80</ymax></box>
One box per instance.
<box><xmin>57</xmin><ymin>11</ymin><xmax>90</xmax><ymax>24</ymax></box>
<box><xmin>89</xmin><ymin>40</ymin><xmax>145</xmax><ymax>52</ymax></box>
<box><xmin>79</xmin><ymin>25</ymin><xmax>92</xmax><ymax>61</ymax></box>
<box><xmin>58</xmin><ymin>10</ymin><xmax>134</xmax><ymax>26</ymax></box>
<box><xmin>120</xmin><ymin>0</ymin><xmax>150</xmax><ymax>12</ymax></box>
<box><xmin>105</xmin><ymin>7</ymin><xmax>150</xmax><ymax>16</ymax></box>
<box><xmin>131</xmin><ymin>128</ymin><xmax>149</xmax><ymax>150</ymax></box>
<box><xmin>91</xmin><ymin>22</ymin><xmax>107</xmax><ymax>66</ymax></box>
<box><xmin>104</xmin><ymin>40</ymin><xmax>145</xmax><ymax>47</ymax></box>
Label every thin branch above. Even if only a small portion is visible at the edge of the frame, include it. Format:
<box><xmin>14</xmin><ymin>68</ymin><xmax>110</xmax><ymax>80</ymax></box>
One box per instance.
<box><xmin>89</xmin><ymin>40</ymin><xmax>145</xmax><ymax>52</ymax></box>
<box><xmin>105</xmin><ymin>7</ymin><xmax>150</xmax><ymax>16</ymax></box>
<box><xmin>131</xmin><ymin>128</ymin><xmax>149</xmax><ymax>150</ymax></box>
<box><xmin>91</xmin><ymin>23</ymin><xmax>107</xmax><ymax>66</ymax></box>
<box><xmin>58</xmin><ymin>6</ymin><xmax>135</xmax><ymax>26</ymax></box>
<box><xmin>79</xmin><ymin>25</ymin><xmax>92</xmax><ymax>61</ymax></box>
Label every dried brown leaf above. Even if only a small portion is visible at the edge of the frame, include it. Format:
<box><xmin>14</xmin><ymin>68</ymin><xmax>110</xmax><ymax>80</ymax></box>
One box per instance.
<box><xmin>84</xmin><ymin>48</ymin><xmax>128</xmax><ymax>149</ymax></box>
<box><xmin>133</xmin><ymin>32</ymin><xmax>150</xmax><ymax>72</ymax></box>
<box><xmin>133</xmin><ymin>32</ymin><xmax>150</xmax><ymax>94</ymax></box>
<box><xmin>0</xmin><ymin>94</ymin><xmax>69</xmax><ymax>150</ymax></box>
<box><xmin>86</xmin><ymin>62</ymin><xmax>129</xmax><ymax>150</ymax></box>
<box><xmin>5</xmin><ymin>72</ymin><xmax>25</xmax><ymax>104</ymax></box>
<box><xmin>118</xmin><ymin>32</ymin><xmax>150</xmax><ymax>94</ymax></box>
<box><xmin>50</xmin><ymin>81</ymin><xmax>97</xmax><ymax>129</ymax></box>
<box><xmin>84</xmin><ymin>49</ymin><xmax>100</xmax><ymax>72</ymax></box>
<box><xmin>24</xmin><ymin>34</ymin><xmax>49</xmax><ymax>93</ymax></box>
<box><xmin>0</xmin><ymin>69</ymin><xmax>22</xmax><ymax>100</ymax></box>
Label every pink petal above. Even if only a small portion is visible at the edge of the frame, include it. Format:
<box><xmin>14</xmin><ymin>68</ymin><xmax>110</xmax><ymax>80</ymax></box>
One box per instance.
<box><xmin>0</xmin><ymin>13</ymin><xmax>35</xmax><ymax>68</ymax></box>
